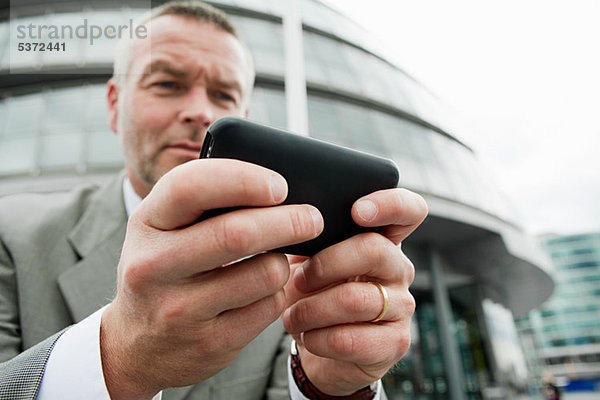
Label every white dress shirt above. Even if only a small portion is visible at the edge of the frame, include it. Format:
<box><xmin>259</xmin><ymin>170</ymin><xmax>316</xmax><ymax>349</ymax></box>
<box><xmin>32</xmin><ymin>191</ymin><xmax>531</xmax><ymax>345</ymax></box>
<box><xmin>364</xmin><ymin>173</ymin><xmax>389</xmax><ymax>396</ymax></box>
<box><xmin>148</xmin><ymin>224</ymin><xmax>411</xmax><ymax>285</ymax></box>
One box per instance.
<box><xmin>37</xmin><ymin>177</ymin><xmax>381</xmax><ymax>399</ymax></box>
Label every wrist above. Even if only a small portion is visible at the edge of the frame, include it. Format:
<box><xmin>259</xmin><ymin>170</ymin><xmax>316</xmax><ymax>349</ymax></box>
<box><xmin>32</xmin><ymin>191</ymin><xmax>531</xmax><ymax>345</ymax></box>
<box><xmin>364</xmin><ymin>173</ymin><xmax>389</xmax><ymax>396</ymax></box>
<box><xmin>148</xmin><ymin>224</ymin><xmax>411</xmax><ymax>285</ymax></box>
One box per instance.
<box><xmin>290</xmin><ymin>341</ymin><xmax>376</xmax><ymax>400</ymax></box>
<box><xmin>100</xmin><ymin>303</ymin><xmax>160</xmax><ymax>400</ymax></box>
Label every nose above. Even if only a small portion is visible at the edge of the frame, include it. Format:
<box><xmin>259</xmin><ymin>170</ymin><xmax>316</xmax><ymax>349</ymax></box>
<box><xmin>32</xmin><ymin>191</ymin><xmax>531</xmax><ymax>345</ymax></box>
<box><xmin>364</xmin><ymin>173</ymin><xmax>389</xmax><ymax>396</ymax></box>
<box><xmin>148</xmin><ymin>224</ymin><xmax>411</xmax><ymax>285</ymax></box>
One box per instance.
<box><xmin>179</xmin><ymin>87</ymin><xmax>214</xmax><ymax>129</ymax></box>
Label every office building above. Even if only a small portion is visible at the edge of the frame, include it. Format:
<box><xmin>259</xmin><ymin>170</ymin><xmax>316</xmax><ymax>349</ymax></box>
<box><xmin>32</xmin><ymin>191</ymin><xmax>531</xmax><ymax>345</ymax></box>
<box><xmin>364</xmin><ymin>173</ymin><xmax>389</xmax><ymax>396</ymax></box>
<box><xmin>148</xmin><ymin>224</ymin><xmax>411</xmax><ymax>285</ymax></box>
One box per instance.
<box><xmin>518</xmin><ymin>233</ymin><xmax>600</xmax><ymax>394</ymax></box>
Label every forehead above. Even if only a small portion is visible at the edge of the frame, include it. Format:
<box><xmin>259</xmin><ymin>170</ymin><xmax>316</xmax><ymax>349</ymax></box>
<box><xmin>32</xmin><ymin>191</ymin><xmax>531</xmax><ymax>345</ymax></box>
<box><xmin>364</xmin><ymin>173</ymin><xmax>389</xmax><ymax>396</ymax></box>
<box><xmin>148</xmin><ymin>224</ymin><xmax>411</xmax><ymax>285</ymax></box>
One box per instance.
<box><xmin>129</xmin><ymin>15</ymin><xmax>248</xmax><ymax>81</ymax></box>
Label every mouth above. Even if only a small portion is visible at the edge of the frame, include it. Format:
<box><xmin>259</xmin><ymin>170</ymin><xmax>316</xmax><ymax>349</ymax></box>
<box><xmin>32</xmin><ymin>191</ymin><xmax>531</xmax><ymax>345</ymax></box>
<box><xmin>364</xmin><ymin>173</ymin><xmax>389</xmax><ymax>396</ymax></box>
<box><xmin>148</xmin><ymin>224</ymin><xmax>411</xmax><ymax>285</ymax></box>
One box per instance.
<box><xmin>168</xmin><ymin>141</ymin><xmax>203</xmax><ymax>159</ymax></box>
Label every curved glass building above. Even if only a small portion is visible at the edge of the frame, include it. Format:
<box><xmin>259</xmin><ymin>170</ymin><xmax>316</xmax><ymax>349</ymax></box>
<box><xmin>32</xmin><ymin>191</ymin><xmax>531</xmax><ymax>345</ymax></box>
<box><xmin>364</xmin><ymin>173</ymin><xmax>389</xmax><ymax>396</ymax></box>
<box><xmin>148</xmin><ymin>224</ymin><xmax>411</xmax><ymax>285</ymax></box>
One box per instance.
<box><xmin>1</xmin><ymin>0</ymin><xmax>555</xmax><ymax>398</ymax></box>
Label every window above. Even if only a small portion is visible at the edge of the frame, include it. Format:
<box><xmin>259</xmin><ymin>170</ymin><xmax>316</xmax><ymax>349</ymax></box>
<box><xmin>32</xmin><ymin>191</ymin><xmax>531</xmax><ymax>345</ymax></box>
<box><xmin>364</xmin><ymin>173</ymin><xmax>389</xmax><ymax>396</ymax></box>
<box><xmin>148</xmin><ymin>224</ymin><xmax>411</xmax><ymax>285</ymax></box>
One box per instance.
<box><xmin>39</xmin><ymin>88</ymin><xmax>85</xmax><ymax>169</ymax></box>
<box><xmin>249</xmin><ymin>86</ymin><xmax>287</xmax><ymax>130</ymax></box>
<box><xmin>232</xmin><ymin>17</ymin><xmax>285</xmax><ymax>77</ymax></box>
<box><xmin>83</xmin><ymin>85</ymin><xmax>122</xmax><ymax>167</ymax></box>
<box><xmin>0</xmin><ymin>95</ymin><xmax>42</xmax><ymax>174</ymax></box>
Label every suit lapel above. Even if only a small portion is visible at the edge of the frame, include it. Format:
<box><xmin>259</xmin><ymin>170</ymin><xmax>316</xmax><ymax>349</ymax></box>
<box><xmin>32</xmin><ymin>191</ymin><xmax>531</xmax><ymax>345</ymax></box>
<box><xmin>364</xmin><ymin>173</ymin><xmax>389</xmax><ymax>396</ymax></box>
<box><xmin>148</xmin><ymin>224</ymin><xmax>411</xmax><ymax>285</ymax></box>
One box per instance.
<box><xmin>58</xmin><ymin>172</ymin><xmax>128</xmax><ymax>323</ymax></box>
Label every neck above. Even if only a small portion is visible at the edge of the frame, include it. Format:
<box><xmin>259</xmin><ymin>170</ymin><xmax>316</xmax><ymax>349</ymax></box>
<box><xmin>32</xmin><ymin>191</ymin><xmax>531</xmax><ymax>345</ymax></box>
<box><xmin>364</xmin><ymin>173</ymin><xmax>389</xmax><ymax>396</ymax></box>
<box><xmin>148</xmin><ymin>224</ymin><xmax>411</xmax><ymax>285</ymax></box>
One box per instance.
<box><xmin>126</xmin><ymin>167</ymin><xmax>153</xmax><ymax>199</ymax></box>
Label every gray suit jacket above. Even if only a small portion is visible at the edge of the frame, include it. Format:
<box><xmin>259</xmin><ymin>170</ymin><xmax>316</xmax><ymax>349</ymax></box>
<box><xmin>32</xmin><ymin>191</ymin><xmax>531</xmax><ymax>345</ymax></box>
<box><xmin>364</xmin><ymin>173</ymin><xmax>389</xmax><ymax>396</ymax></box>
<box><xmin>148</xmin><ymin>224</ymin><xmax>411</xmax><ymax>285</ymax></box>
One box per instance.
<box><xmin>0</xmin><ymin>172</ymin><xmax>290</xmax><ymax>400</ymax></box>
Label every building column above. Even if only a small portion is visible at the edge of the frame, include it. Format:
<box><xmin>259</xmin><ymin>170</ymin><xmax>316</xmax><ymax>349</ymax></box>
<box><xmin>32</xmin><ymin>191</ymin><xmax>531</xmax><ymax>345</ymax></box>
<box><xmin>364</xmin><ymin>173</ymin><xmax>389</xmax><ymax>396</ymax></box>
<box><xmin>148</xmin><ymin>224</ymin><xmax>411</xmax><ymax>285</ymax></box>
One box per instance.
<box><xmin>428</xmin><ymin>245</ymin><xmax>467</xmax><ymax>400</ymax></box>
<box><xmin>282</xmin><ymin>0</ymin><xmax>309</xmax><ymax>136</ymax></box>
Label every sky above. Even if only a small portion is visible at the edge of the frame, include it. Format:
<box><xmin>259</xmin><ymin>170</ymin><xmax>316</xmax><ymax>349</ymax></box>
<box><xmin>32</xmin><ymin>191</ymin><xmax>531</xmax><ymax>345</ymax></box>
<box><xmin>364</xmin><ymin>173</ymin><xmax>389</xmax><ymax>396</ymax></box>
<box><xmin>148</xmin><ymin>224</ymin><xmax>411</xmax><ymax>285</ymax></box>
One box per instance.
<box><xmin>324</xmin><ymin>0</ymin><xmax>600</xmax><ymax>236</ymax></box>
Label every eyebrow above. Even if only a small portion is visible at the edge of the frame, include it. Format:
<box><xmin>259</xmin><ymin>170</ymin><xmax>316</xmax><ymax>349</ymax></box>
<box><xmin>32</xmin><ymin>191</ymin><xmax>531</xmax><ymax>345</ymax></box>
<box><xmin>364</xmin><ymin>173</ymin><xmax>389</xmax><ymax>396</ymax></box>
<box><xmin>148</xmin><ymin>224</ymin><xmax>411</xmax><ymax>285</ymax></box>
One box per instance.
<box><xmin>138</xmin><ymin>59</ymin><xmax>245</xmax><ymax>95</ymax></box>
<box><xmin>138</xmin><ymin>60</ymin><xmax>188</xmax><ymax>83</ymax></box>
<box><xmin>214</xmin><ymin>78</ymin><xmax>243</xmax><ymax>95</ymax></box>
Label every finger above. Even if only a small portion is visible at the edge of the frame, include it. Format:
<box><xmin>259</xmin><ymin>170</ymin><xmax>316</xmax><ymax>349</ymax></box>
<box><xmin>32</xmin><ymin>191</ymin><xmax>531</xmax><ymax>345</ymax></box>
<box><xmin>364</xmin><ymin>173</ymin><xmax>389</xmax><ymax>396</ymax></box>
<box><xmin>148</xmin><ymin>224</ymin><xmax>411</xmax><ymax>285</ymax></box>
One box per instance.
<box><xmin>290</xmin><ymin>232</ymin><xmax>414</xmax><ymax>294</ymax></box>
<box><xmin>283</xmin><ymin>282</ymin><xmax>415</xmax><ymax>334</ymax></box>
<box><xmin>138</xmin><ymin>159</ymin><xmax>289</xmax><ymax>230</ymax></box>
<box><xmin>191</xmin><ymin>253</ymin><xmax>290</xmax><ymax>318</ymax></box>
<box><xmin>215</xmin><ymin>289</ymin><xmax>288</xmax><ymax>350</ymax></box>
<box><xmin>351</xmin><ymin>188</ymin><xmax>428</xmax><ymax>244</ymax></box>
<box><xmin>126</xmin><ymin>204</ymin><xmax>322</xmax><ymax>282</ymax></box>
<box><xmin>182</xmin><ymin>204</ymin><xmax>322</xmax><ymax>271</ymax></box>
<box><xmin>302</xmin><ymin>322</ymin><xmax>411</xmax><ymax>367</ymax></box>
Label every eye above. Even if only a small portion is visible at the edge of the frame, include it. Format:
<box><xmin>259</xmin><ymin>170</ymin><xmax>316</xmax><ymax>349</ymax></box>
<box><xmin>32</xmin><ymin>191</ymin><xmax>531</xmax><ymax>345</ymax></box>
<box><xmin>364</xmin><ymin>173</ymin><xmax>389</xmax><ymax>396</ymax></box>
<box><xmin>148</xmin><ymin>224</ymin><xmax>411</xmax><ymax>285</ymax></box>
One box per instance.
<box><xmin>154</xmin><ymin>81</ymin><xmax>181</xmax><ymax>90</ymax></box>
<box><xmin>214</xmin><ymin>91</ymin><xmax>234</xmax><ymax>102</ymax></box>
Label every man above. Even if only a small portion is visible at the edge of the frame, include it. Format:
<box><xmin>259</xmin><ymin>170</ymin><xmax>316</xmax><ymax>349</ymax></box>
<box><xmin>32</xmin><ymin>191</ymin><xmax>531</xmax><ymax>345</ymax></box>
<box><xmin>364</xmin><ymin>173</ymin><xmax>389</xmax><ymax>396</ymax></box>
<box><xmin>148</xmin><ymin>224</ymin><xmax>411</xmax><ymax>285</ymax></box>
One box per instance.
<box><xmin>0</xmin><ymin>2</ymin><xmax>427</xmax><ymax>399</ymax></box>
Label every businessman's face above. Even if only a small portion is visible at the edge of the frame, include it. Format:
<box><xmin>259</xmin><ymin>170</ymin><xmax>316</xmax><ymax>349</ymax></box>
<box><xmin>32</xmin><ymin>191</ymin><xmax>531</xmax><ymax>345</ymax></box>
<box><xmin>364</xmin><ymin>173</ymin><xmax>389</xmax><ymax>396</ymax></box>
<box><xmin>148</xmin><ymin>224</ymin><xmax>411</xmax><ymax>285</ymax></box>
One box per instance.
<box><xmin>108</xmin><ymin>15</ymin><xmax>250</xmax><ymax>197</ymax></box>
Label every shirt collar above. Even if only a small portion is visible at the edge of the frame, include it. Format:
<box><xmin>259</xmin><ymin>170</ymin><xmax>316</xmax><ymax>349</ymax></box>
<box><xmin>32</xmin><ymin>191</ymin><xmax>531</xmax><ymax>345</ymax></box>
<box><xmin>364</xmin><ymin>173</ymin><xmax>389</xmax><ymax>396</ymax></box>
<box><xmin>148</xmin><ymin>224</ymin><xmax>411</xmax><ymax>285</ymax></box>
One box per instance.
<box><xmin>122</xmin><ymin>176</ymin><xmax>142</xmax><ymax>218</ymax></box>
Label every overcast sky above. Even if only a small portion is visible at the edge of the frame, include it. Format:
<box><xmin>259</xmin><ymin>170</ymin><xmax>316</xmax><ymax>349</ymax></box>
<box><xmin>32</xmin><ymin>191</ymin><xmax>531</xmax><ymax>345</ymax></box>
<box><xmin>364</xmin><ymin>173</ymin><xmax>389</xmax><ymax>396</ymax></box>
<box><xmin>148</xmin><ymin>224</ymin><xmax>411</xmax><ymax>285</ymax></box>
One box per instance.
<box><xmin>324</xmin><ymin>0</ymin><xmax>600</xmax><ymax>237</ymax></box>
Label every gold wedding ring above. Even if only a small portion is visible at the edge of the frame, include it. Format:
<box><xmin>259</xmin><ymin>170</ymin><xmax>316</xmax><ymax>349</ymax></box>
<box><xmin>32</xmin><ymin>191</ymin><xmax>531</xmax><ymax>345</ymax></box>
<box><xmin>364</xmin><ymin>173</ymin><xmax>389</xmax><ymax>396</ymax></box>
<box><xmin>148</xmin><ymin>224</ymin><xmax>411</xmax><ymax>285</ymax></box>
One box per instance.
<box><xmin>368</xmin><ymin>281</ymin><xmax>389</xmax><ymax>323</ymax></box>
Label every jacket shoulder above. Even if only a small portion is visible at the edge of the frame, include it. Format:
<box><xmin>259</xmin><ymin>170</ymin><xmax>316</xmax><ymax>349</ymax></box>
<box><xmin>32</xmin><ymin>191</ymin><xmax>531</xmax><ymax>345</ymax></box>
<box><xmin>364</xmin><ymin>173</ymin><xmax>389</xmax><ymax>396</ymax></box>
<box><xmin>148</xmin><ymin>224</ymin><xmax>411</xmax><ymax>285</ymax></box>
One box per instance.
<box><xmin>0</xmin><ymin>184</ymin><xmax>100</xmax><ymax>241</ymax></box>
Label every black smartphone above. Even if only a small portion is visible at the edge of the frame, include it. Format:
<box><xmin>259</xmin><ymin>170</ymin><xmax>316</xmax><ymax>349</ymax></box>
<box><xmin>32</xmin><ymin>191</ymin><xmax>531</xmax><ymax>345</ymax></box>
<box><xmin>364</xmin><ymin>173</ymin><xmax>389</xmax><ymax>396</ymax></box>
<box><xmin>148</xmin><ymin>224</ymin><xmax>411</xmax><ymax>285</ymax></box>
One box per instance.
<box><xmin>199</xmin><ymin>117</ymin><xmax>400</xmax><ymax>256</ymax></box>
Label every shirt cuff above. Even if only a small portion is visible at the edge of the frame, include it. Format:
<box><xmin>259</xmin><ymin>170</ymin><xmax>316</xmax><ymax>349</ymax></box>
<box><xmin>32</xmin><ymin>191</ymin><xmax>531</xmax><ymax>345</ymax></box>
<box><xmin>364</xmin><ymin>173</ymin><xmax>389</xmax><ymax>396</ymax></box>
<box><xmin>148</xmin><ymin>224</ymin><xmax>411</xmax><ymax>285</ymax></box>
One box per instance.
<box><xmin>287</xmin><ymin>340</ymin><xmax>382</xmax><ymax>400</ymax></box>
<box><xmin>37</xmin><ymin>305</ymin><xmax>162</xmax><ymax>400</ymax></box>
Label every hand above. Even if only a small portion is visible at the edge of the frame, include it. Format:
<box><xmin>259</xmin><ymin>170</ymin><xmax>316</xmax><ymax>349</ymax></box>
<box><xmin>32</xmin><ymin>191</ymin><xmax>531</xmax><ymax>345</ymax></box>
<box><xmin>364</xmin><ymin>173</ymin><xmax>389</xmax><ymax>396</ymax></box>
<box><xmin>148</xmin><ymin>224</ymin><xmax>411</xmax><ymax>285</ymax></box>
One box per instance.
<box><xmin>283</xmin><ymin>188</ymin><xmax>427</xmax><ymax>396</ymax></box>
<box><xmin>100</xmin><ymin>159</ymin><xmax>324</xmax><ymax>400</ymax></box>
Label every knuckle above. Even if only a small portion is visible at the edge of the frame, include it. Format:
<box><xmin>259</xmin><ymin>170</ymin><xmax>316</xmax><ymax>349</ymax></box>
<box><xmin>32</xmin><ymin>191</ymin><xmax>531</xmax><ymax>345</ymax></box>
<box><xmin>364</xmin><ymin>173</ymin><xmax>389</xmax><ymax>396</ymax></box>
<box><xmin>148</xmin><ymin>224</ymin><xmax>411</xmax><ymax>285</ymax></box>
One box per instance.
<box><xmin>394</xmin><ymin>327</ymin><xmax>412</xmax><ymax>359</ymax></box>
<box><xmin>269</xmin><ymin>290</ymin><xmax>287</xmax><ymax>319</ymax></box>
<box><xmin>400</xmin><ymin>188</ymin><xmax>428</xmax><ymax>220</ymax></box>
<box><xmin>254</xmin><ymin>291</ymin><xmax>288</xmax><ymax>329</ymax></box>
<box><xmin>290</xmin><ymin>301</ymin><xmax>312</xmax><ymax>332</ymax></box>
<box><xmin>395</xmin><ymin>189</ymin><xmax>407</xmax><ymax>211</ymax></box>
<box><xmin>358</xmin><ymin>233</ymin><xmax>392</xmax><ymax>264</ymax></box>
<box><xmin>358</xmin><ymin>232</ymin><xmax>382</xmax><ymax>251</ymax></box>
<box><xmin>339</xmin><ymin>284</ymin><xmax>370</xmax><ymax>315</ymax></box>
<box><xmin>214</xmin><ymin>215</ymin><xmax>254</xmax><ymax>254</ymax></box>
<box><xmin>306</xmin><ymin>255</ymin><xmax>325</xmax><ymax>282</ymax></box>
<box><xmin>121</xmin><ymin>255</ymin><xmax>155</xmax><ymax>293</ymax></box>
<box><xmin>158</xmin><ymin>299</ymin><xmax>187</xmax><ymax>325</ymax></box>
<box><xmin>288</xmin><ymin>206</ymin><xmax>315</xmax><ymax>239</ymax></box>
<box><xmin>416</xmin><ymin>193</ymin><xmax>429</xmax><ymax>218</ymax></box>
<box><xmin>398</xmin><ymin>252</ymin><xmax>415</xmax><ymax>284</ymax></box>
<box><xmin>403</xmin><ymin>292</ymin><xmax>416</xmax><ymax>317</ymax></box>
<box><xmin>329</xmin><ymin>328</ymin><xmax>356</xmax><ymax>357</ymax></box>
<box><xmin>406</xmin><ymin>258</ymin><xmax>416</xmax><ymax>285</ymax></box>
<box><xmin>162</xmin><ymin>170</ymin><xmax>189</xmax><ymax>206</ymax></box>
<box><xmin>260</xmin><ymin>253</ymin><xmax>289</xmax><ymax>291</ymax></box>
<box><xmin>381</xmin><ymin>239</ymin><xmax>400</xmax><ymax>264</ymax></box>
<box><xmin>236</xmin><ymin>170</ymin><xmax>253</xmax><ymax>198</ymax></box>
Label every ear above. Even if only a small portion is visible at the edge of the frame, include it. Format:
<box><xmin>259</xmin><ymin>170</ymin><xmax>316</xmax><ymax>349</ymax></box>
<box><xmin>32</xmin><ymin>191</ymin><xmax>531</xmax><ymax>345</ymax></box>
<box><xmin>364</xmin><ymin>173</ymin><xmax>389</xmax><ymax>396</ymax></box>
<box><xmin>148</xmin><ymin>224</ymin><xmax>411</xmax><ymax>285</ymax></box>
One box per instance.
<box><xmin>107</xmin><ymin>78</ymin><xmax>120</xmax><ymax>133</ymax></box>
<box><xmin>243</xmin><ymin>108</ymin><xmax>249</xmax><ymax>119</ymax></box>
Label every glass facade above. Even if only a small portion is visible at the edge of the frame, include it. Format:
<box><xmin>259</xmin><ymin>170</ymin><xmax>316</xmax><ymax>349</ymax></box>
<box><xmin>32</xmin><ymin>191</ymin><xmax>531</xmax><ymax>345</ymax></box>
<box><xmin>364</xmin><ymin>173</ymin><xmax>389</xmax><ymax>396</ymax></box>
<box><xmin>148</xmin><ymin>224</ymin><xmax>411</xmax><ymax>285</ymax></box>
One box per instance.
<box><xmin>231</xmin><ymin>16</ymin><xmax>285</xmax><ymax>77</ymax></box>
<box><xmin>0</xmin><ymin>5</ymin><xmax>517</xmax><ymax>223</ymax></box>
<box><xmin>384</xmin><ymin>287</ymin><xmax>495</xmax><ymax>399</ymax></box>
<box><xmin>517</xmin><ymin>233</ymin><xmax>600</xmax><ymax>392</ymax></box>
<box><xmin>0</xmin><ymin>84</ymin><xmax>123</xmax><ymax>175</ymax></box>
<box><xmin>0</xmin><ymin>1</ymin><xmax>516</xmax><ymax>215</ymax></box>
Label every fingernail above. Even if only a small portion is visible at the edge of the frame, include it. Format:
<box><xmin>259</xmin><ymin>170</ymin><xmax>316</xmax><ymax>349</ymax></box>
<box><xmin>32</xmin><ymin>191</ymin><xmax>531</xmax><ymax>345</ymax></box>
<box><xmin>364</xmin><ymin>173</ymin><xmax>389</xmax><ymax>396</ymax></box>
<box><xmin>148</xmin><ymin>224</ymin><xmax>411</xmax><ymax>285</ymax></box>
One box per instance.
<box><xmin>294</xmin><ymin>265</ymin><xmax>308</xmax><ymax>292</ymax></box>
<box><xmin>356</xmin><ymin>199</ymin><xmax>378</xmax><ymax>222</ymax></box>
<box><xmin>309</xmin><ymin>207</ymin><xmax>323</xmax><ymax>235</ymax></box>
<box><xmin>270</xmin><ymin>174</ymin><xmax>288</xmax><ymax>203</ymax></box>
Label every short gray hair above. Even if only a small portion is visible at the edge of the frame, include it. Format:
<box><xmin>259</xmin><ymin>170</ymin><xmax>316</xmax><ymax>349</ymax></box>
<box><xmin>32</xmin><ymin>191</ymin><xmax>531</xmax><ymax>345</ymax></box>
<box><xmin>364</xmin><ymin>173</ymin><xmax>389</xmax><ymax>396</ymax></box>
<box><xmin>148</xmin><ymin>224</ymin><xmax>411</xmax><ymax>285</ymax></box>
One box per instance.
<box><xmin>112</xmin><ymin>1</ymin><xmax>255</xmax><ymax>95</ymax></box>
